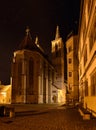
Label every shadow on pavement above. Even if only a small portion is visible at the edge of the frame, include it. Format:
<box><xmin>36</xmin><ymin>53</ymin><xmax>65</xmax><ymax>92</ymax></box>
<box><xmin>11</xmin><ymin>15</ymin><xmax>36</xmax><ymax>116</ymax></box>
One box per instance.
<box><xmin>15</xmin><ymin>110</ymin><xmax>49</xmax><ymax>117</ymax></box>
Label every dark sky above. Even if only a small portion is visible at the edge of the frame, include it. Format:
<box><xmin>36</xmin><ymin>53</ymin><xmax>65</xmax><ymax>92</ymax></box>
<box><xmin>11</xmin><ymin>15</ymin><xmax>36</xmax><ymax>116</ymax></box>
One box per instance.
<box><xmin>0</xmin><ymin>0</ymin><xmax>80</xmax><ymax>84</ymax></box>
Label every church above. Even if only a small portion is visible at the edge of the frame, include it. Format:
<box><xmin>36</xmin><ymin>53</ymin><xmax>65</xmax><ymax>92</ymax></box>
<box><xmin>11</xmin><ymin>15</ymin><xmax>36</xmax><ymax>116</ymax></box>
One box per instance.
<box><xmin>4</xmin><ymin>26</ymin><xmax>66</xmax><ymax>104</ymax></box>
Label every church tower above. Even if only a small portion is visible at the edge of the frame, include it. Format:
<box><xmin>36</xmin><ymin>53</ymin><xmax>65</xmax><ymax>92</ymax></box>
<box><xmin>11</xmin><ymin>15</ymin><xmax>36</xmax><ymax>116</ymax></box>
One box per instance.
<box><xmin>51</xmin><ymin>26</ymin><xmax>64</xmax><ymax>89</ymax></box>
<box><xmin>51</xmin><ymin>26</ymin><xmax>66</xmax><ymax>103</ymax></box>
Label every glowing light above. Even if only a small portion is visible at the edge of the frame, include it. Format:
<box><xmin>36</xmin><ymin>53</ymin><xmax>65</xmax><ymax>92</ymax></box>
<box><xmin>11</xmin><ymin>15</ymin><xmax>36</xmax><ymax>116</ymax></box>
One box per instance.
<box><xmin>1</xmin><ymin>92</ymin><xmax>6</xmax><ymax>95</ymax></box>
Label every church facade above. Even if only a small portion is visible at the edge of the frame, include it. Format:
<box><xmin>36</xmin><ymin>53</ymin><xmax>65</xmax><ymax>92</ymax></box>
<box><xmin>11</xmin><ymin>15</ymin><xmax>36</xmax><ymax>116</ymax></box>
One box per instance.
<box><xmin>11</xmin><ymin>26</ymin><xmax>66</xmax><ymax>104</ymax></box>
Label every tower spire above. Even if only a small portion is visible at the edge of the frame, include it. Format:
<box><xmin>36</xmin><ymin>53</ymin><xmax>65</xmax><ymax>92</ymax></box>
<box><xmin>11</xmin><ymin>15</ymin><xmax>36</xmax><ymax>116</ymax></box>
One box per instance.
<box><xmin>55</xmin><ymin>25</ymin><xmax>60</xmax><ymax>39</ymax></box>
<box><xmin>25</xmin><ymin>26</ymin><xmax>32</xmax><ymax>40</ymax></box>
<box><xmin>19</xmin><ymin>26</ymin><xmax>33</xmax><ymax>49</ymax></box>
<box><xmin>26</xmin><ymin>26</ymin><xmax>30</xmax><ymax>36</ymax></box>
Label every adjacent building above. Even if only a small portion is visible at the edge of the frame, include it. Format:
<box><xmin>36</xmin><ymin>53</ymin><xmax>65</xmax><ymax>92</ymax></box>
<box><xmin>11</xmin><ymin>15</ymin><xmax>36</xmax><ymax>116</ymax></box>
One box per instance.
<box><xmin>78</xmin><ymin>0</ymin><xmax>96</xmax><ymax>116</ymax></box>
<box><xmin>66</xmin><ymin>34</ymin><xmax>79</xmax><ymax>103</ymax></box>
<box><xmin>0</xmin><ymin>83</ymin><xmax>11</xmax><ymax>104</ymax></box>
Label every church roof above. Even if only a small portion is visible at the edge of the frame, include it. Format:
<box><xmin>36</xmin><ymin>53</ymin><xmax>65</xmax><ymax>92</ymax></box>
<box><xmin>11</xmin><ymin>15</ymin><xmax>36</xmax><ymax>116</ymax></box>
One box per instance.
<box><xmin>19</xmin><ymin>27</ymin><xmax>36</xmax><ymax>50</ymax></box>
<box><xmin>19</xmin><ymin>27</ymin><xmax>44</xmax><ymax>54</ymax></box>
<box><xmin>19</xmin><ymin>27</ymin><xmax>51</xmax><ymax>62</ymax></box>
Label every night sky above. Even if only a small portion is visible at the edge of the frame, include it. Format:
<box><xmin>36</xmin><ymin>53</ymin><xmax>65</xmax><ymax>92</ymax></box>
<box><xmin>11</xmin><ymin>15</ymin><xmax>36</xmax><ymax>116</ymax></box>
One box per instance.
<box><xmin>0</xmin><ymin>0</ymin><xmax>80</xmax><ymax>84</ymax></box>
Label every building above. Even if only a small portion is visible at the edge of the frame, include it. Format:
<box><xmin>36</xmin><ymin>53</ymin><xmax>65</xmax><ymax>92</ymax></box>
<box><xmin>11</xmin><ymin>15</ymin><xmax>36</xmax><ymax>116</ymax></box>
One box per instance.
<box><xmin>0</xmin><ymin>84</ymin><xmax>11</xmax><ymax>104</ymax></box>
<box><xmin>66</xmin><ymin>34</ymin><xmax>79</xmax><ymax>103</ymax></box>
<box><xmin>78</xmin><ymin>0</ymin><xmax>96</xmax><ymax>116</ymax></box>
<box><xmin>11</xmin><ymin>27</ymin><xmax>55</xmax><ymax>104</ymax></box>
<box><xmin>10</xmin><ymin>26</ymin><xmax>66</xmax><ymax>104</ymax></box>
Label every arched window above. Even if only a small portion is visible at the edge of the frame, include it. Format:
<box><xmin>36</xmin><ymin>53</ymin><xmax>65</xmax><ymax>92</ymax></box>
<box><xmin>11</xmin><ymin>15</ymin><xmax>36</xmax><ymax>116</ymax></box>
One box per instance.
<box><xmin>18</xmin><ymin>60</ymin><xmax>22</xmax><ymax>95</ymax></box>
<box><xmin>29</xmin><ymin>58</ymin><xmax>34</xmax><ymax>94</ymax></box>
<box><xmin>55</xmin><ymin>43</ymin><xmax>59</xmax><ymax>57</ymax></box>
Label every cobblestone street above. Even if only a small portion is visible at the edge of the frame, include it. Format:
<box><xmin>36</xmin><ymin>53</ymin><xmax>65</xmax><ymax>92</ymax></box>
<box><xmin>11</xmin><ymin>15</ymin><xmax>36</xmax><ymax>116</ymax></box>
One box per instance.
<box><xmin>0</xmin><ymin>105</ymin><xmax>96</xmax><ymax>130</ymax></box>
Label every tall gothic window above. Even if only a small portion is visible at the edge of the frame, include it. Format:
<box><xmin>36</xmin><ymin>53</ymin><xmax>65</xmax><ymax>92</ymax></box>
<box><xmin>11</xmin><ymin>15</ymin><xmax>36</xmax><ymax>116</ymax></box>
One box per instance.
<box><xmin>18</xmin><ymin>60</ymin><xmax>22</xmax><ymax>95</ymax></box>
<box><xmin>55</xmin><ymin>44</ymin><xmax>58</xmax><ymax>57</ymax></box>
<box><xmin>29</xmin><ymin>58</ymin><xmax>34</xmax><ymax>94</ymax></box>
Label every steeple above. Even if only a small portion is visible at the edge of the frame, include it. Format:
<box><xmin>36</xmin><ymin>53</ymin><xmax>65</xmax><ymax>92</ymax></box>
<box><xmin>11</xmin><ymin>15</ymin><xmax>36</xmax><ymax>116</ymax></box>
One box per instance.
<box><xmin>19</xmin><ymin>26</ymin><xmax>33</xmax><ymax>50</ymax></box>
<box><xmin>25</xmin><ymin>26</ymin><xmax>32</xmax><ymax>39</ymax></box>
<box><xmin>55</xmin><ymin>25</ymin><xmax>60</xmax><ymax>39</ymax></box>
<box><xmin>26</xmin><ymin>26</ymin><xmax>30</xmax><ymax>35</ymax></box>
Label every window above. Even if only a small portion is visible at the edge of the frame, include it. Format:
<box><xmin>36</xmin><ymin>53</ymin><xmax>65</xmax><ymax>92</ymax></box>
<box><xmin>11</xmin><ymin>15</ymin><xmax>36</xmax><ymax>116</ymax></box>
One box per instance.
<box><xmin>18</xmin><ymin>60</ymin><xmax>22</xmax><ymax>74</ymax></box>
<box><xmin>52</xmin><ymin>91</ymin><xmax>56</xmax><ymax>93</ymax></box>
<box><xmin>28</xmin><ymin>58</ymin><xmax>34</xmax><ymax>94</ymax></box>
<box><xmin>55</xmin><ymin>43</ymin><xmax>61</xmax><ymax>57</ymax></box>
<box><xmin>91</xmin><ymin>71</ymin><xmax>96</xmax><ymax>96</ymax></box>
<box><xmin>55</xmin><ymin>44</ymin><xmax>58</xmax><ymax>57</ymax></box>
<box><xmin>18</xmin><ymin>60</ymin><xmax>22</xmax><ymax>94</ymax></box>
<box><xmin>69</xmin><ymin>58</ymin><xmax>72</xmax><ymax>64</ymax></box>
<box><xmin>68</xmin><ymin>46</ymin><xmax>72</xmax><ymax>53</ymax></box>
<box><xmin>69</xmin><ymin>72</ymin><xmax>72</xmax><ymax>77</ymax></box>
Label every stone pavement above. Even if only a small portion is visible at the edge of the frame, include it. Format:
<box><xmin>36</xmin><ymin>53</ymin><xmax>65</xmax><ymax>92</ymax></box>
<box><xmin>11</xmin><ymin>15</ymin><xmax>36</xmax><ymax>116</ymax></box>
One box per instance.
<box><xmin>0</xmin><ymin>104</ymin><xmax>96</xmax><ymax>130</ymax></box>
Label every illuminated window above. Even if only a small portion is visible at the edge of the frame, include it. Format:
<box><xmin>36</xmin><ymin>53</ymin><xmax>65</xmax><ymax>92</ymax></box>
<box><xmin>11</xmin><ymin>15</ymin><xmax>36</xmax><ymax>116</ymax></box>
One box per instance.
<box><xmin>91</xmin><ymin>71</ymin><xmax>96</xmax><ymax>96</ymax></box>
